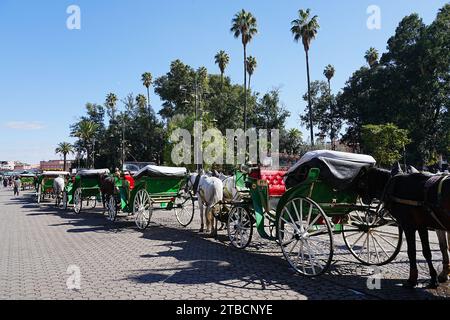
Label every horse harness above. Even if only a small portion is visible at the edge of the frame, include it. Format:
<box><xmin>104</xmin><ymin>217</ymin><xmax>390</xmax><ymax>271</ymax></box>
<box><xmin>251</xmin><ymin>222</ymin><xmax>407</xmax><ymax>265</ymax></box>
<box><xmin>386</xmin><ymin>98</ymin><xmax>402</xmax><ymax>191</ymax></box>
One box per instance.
<box><xmin>387</xmin><ymin>174</ymin><xmax>449</xmax><ymax>229</ymax></box>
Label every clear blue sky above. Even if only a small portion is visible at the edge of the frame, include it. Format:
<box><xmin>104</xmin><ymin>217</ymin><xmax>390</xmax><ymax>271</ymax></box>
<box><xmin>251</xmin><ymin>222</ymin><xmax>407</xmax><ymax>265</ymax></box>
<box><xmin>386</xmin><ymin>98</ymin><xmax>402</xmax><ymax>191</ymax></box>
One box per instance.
<box><xmin>0</xmin><ymin>0</ymin><xmax>447</xmax><ymax>164</ymax></box>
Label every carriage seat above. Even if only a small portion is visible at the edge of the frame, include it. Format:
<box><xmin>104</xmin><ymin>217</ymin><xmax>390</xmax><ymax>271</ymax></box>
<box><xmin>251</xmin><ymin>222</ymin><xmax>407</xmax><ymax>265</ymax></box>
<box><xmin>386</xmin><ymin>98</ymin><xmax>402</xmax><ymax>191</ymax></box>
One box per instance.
<box><xmin>246</xmin><ymin>168</ymin><xmax>287</xmax><ymax>197</ymax></box>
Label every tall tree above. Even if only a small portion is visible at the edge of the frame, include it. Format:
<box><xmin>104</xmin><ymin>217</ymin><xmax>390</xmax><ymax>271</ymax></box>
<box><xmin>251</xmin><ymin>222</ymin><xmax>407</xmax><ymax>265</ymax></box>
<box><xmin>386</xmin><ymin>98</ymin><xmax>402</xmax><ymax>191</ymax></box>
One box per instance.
<box><xmin>55</xmin><ymin>142</ymin><xmax>74</xmax><ymax>171</ymax></box>
<box><xmin>323</xmin><ymin>64</ymin><xmax>337</xmax><ymax>149</ymax></box>
<box><xmin>364</xmin><ymin>47</ymin><xmax>379</xmax><ymax>68</ymax></box>
<box><xmin>73</xmin><ymin>120</ymin><xmax>100</xmax><ymax>168</ymax></box>
<box><xmin>141</xmin><ymin>72</ymin><xmax>153</xmax><ymax>113</ymax></box>
<box><xmin>291</xmin><ymin>9</ymin><xmax>320</xmax><ymax>146</ymax></box>
<box><xmin>214</xmin><ymin>50</ymin><xmax>230</xmax><ymax>85</ymax></box>
<box><xmin>231</xmin><ymin>9</ymin><xmax>258</xmax><ymax>132</ymax></box>
<box><xmin>105</xmin><ymin>93</ymin><xmax>118</xmax><ymax>121</ymax></box>
<box><xmin>246</xmin><ymin>56</ymin><xmax>257</xmax><ymax>91</ymax></box>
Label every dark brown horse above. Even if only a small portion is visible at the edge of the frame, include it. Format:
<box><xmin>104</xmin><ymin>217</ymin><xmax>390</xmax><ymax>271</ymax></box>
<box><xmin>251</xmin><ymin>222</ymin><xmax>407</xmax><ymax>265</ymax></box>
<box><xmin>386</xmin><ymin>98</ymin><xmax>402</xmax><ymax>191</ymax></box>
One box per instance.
<box><xmin>99</xmin><ymin>174</ymin><xmax>116</xmax><ymax>211</ymax></box>
<box><xmin>360</xmin><ymin>167</ymin><xmax>450</xmax><ymax>288</ymax></box>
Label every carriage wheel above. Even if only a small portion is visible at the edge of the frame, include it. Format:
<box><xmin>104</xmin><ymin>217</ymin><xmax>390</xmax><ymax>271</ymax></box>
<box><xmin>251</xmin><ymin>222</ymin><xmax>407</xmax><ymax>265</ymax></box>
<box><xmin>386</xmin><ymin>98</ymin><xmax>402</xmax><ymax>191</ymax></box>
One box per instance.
<box><xmin>107</xmin><ymin>196</ymin><xmax>117</xmax><ymax>222</ymax></box>
<box><xmin>343</xmin><ymin>207</ymin><xmax>402</xmax><ymax>266</ymax></box>
<box><xmin>174</xmin><ymin>190</ymin><xmax>195</xmax><ymax>227</ymax></box>
<box><xmin>73</xmin><ymin>188</ymin><xmax>82</xmax><ymax>214</ymax></box>
<box><xmin>278</xmin><ymin>197</ymin><xmax>334</xmax><ymax>277</ymax></box>
<box><xmin>227</xmin><ymin>206</ymin><xmax>253</xmax><ymax>249</ymax></box>
<box><xmin>85</xmin><ymin>197</ymin><xmax>97</xmax><ymax>210</ymax></box>
<box><xmin>134</xmin><ymin>189</ymin><xmax>153</xmax><ymax>230</ymax></box>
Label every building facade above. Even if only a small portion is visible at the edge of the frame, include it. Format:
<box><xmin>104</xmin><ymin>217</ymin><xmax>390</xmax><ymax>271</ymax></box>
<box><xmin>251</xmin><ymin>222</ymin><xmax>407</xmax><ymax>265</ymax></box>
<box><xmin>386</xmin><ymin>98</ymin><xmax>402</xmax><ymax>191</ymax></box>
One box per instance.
<box><xmin>0</xmin><ymin>161</ymin><xmax>15</xmax><ymax>171</ymax></box>
<box><xmin>40</xmin><ymin>160</ymin><xmax>74</xmax><ymax>171</ymax></box>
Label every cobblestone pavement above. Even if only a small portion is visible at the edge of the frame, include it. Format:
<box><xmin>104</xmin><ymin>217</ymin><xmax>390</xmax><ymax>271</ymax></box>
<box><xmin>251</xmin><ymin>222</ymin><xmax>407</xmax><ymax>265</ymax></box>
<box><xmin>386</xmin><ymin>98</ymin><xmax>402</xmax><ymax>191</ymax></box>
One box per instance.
<box><xmin>0</xmin><ymin>188</ymin><xmax>449</xmax><ymax>300</ymax></box>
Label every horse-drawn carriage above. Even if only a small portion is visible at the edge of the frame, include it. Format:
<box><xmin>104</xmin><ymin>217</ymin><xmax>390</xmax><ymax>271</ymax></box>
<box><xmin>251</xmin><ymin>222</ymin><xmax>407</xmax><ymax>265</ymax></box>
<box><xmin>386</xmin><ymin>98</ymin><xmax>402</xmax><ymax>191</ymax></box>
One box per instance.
<box><xmin>62</xmin><ymin>169</ymin><xmax>109</xmax><ymax>214</ymax></box>
<box><xmin>19</xmin><ymin>173</ymin><xmax>36</xmax><ymax>191</ymax></box>
<box><xmin>223</xmin><ymin>150</ymin><xmax>403</xmax><ymax>277</ymax></box>
<box><xmin>106</xmin><ymin>165</ymin><xmax>195</xmax><ymax>230</ymax></box>
<box><xmin>36</xmin><ymin>171</ymin><xmax>70</xmax><ymax>204</ymax></box>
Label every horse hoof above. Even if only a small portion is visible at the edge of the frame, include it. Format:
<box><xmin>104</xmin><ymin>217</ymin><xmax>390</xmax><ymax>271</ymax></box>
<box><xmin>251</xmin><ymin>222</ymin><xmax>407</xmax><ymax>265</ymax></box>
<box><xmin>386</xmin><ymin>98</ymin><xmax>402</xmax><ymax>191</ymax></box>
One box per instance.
<box><xmin>403</xmin><ymin>280</ymin><xmax>418</xmax><ymax>289</ymax></box>
<box><xmin>426</xmin><ymin>281</ymin><xmax>439</xmax><ymax>289</ymax></box>
<box><xmin>438</xmin><ymin>274</ymin><xmax>448</xmax><ymax>283</ymax></box>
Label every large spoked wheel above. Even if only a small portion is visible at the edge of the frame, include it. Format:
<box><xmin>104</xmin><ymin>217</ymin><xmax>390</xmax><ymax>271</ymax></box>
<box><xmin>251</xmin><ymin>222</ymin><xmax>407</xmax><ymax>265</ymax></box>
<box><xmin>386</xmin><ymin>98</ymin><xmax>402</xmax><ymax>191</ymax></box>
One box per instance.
<box><xmin>174</xmin><ymin>190</ymin><xmax>195</xmax><ymax>227</ymax></box>
<box><xmin>134</xmin><ymin>189</ymin><xmax>153</xmax><ymax>230</ymax></box>
<box><xmin>343</xmin><ymin>207</ymin><xmax>402</xmax><ymax>266</ymax></box>
<box><xmin>73</xmin><ymin>188</ymin><xmax>82</xmax><ymax>214</ymax></box>
<box><xmin>278</xmin><ymin>197</ymin><xmax>334</xmax><ymax>277</ymax></box>
<box><xmin>107</xmin><ymin>196</ymin><xmax>117</xmax><ymax>222</ymax></box>
<box><xmin>227</xmin><ymin>206</ymin><xmax>253</xmax><ymax>249</ymax></box>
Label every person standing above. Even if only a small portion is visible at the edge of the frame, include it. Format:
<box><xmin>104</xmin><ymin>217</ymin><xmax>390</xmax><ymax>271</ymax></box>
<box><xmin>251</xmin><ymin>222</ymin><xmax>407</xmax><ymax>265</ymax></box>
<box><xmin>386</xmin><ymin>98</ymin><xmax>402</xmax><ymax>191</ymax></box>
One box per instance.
<box><xmin>3</xmin><ymin>178</ymin><xmax>7</xmax><ymax>188</ymax></box>
<box><xmin>13</xmin><ymin>176</ymin><xmax>21</xmax><ymax>196</ymax></box>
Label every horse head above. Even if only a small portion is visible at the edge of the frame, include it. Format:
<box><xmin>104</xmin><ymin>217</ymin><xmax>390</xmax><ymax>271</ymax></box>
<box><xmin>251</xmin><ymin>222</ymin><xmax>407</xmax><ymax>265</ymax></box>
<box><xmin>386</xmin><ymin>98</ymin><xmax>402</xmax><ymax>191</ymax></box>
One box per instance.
<box><xmin>357</xmin><ymin>167</ymin><xmax>392</xmax><ymax>204</ymax></box>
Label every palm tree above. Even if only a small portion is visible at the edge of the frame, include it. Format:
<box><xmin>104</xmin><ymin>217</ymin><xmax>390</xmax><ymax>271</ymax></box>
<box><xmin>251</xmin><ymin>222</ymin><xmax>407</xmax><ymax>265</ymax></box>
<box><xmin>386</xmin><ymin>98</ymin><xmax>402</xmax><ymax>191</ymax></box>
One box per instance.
<box><xmin>364</xmin><ymin>47</ymin><xmax>379</xmax><ymax>68</ymax></box>
<box><xmin>231</xmin><ymin>9</ymin><xmax>258</xmax><ymax>132</ymax></box>
<box><xmin>291</xmin><ymin>8</ymin><xmax>319</xmax><ymax>146</ymax></box>
<box><xmin>141</xmin><ymin>72</ymin><xmax>153</xmax><ymax>113</ymax></box>
<box><xmin>105</xmin><ymin>93</ymin><xmax>118</xmax><ymax>121</ymax></box>
<box><xmin>246</xmin><ymin>56</ymin><xmax>257</xmax><ymax>91</ymax></box>
<box><xmin>214</xmin><ymin>50</ymin><xmax>230</xmax><ymax>85</ymax></box>
<box><xmin>323</xmin><ymin>64</ymin><xmax>336</xmax><ymax>149</ymax></box>
<box><xmin>74</xmin><ymin>120</ymin><xmax>99</xmax><ymax>168</ymax></box>
<box><xmin>136</xmin><ymin>94</ymin><xmax>147</xmax><ymax>112</ymax></box>
<box><xmin>55</xmin><ymin>142</ymin><xmax>74</xmax><ymax>172</ymax></box>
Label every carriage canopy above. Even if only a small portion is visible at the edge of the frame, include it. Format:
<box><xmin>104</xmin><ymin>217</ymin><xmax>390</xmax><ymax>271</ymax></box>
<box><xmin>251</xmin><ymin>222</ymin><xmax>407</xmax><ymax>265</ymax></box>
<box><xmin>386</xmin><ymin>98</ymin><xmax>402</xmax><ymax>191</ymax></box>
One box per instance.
<box><xmin>284</xmin><ymin>150</ymin><xmax>376</xmax><ymax>190</ymax></box>
<box><xmin>41</xmin><ymin>171</ymin><xmax>70</xmax><ymax>177</ymax></box>
<box><xmin>76</xmin><ymin>169</ymin><xmax>110</xmax><ymax>177</ymax></box>
<box><xmin>133</xmin><ymin>165</ymin><xmax>187</xmax><ymax>179</ymax></box>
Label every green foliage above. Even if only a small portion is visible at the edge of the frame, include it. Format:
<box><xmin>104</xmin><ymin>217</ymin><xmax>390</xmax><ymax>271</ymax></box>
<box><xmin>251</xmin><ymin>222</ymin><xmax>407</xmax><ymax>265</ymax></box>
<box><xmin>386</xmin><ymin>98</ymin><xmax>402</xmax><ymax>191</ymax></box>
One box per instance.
<box><xmin>291</xmin><ymin>9</ymin><xmax>319</xmax><ymax>52</ymax></box>
<box><xmin>280</xmin><ymin>128</ymin><xmax>303</xmax><ymax>155</ymax></box>
<box><xmin>361</xmin><ymin>123</ymin><xmax>411</xmax><ymax>168</ymax></box>
<box><xmin>338</xmin><ymin>4</ymin><xmax>450</xmax><ymax>165</ymax></box>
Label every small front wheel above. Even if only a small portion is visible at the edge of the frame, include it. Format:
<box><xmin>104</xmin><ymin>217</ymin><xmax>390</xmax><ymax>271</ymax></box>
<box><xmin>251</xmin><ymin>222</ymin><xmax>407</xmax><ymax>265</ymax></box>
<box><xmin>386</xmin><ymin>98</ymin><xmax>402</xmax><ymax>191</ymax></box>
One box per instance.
<box><xmin>227</xmin><ymin>206</ymin><xmax>253</xmax><ymax>249</ymax></box>
<box><xmin>174</xmin><ymin>191</ymin><xmax>195</xmax><ymax>227</ymax></box>
<box><xmin>73</xmin><ymin>188</ymin><xmax>82</xmax><ymax>214</ymax></box>
<box><xmin>62</xmin><ymin>191</ymin><xmax>68</xmax><ymax>210</ymax></box>
<box><xmin>107</xmin><ymin>196</ymin><xmax>117</xmax><ymax>222</ymax></box>
<box><xmin>134</xmin><ymin>189</ymin><xmax>153</xmax><ymax>230</ymax></box>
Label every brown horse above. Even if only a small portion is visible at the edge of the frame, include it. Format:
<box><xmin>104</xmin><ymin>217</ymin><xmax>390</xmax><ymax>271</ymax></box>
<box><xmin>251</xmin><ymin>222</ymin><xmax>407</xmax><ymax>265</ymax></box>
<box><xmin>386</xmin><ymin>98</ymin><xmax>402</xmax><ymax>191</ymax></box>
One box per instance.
<box><xmin>360</xmin><ymin>167</ymin><xmax>450</xmax><ymax>288</ymax></box>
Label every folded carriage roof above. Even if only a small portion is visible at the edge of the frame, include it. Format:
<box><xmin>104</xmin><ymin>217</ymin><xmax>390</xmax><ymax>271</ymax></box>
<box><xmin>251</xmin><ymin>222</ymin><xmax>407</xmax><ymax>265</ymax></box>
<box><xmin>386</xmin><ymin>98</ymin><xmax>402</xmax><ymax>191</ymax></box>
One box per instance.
<box><xmin>134</xmin><ymin>165</ymin><xmax>187</xmax><ymax>179</ymax></box>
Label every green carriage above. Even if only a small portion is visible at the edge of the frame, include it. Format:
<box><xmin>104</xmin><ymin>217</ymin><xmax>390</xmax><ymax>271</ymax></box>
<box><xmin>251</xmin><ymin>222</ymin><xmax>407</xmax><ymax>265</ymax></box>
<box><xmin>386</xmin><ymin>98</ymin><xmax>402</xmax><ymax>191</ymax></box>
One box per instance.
<box><xmin>19</xmin><ymin>173</ymin><xmax>36</xmax><ymax>191</ymax></box>
<box><xmin>106</xmin><ymin>165</ymin><xmax>195</xmax><ymax>230</ymax></box>
<box><xmin>226</xmin><ymin>150</ymin><xmax>403</xmax><ymax>277</ymax></box>
<box><xmin>36</xmin><ymin>171</ymin><xmax>70</xmax><ymax>204</ymax></box>
<box><xmin>62</xmin><ymin>169</ymin><xmax>110</xmax><ymax>214</ymax></box>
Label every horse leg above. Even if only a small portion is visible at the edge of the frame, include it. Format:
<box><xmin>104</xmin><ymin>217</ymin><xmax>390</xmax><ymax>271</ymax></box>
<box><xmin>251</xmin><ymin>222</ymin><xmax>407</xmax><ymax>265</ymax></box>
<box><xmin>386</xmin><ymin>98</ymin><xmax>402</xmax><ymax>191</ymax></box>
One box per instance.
<box><xmin>418</xmin><ymin>228</ymin><xmax>438</xmax><ymax>289</ymax></box>
<box><xmin>198</xmin><ymin>200</ymin><xmax>204</xmax><ymax>233</ymax></box>
<box><xmin>205</xmin><ymin>206</ymin><xmax>212</xmax><ymax>234</ymax></box>
<box><xmin>437</xmin><ymin>230</ymin><xmax>450</xmax><ymax>283</ymax></box>
<box><xmin>404</xmin><ymin>228</ymin><xmax>419</xmax><ymax>288</ymax></box>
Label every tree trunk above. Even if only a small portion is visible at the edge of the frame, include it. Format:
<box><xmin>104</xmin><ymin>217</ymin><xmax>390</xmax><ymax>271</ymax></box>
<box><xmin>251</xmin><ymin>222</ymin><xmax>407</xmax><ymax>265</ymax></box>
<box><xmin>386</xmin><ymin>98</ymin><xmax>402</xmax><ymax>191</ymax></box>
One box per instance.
<box><xmin>243</xmin><ymin>44</ymin><xmax>247</xmax><ymax>133</ymax></box>
<box><xmin>305</xmin><ymin>49</ymin><xmax>314</xmax><ymax>146</ymax></box>
<box><xmin>328</xmin><ymin>79</ymin><xmax>335</xmax><ymax>150</ymax></box>
<box><xmin>63</xmin><ymin>154</ymin><xmax>67</xmax><ymax>172</ymax></box>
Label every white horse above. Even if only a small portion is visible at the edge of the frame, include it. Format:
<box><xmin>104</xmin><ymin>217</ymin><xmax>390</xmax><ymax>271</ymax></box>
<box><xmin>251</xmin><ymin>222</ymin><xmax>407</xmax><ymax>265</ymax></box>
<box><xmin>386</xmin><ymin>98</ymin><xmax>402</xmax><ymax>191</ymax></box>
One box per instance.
<box><xmin>437</xmin><ymin>231</ymin><xmax>450</xmax><ymax>283</ymax></box>
<box><xmin>187</xmin><ymin>172</ymin><xmax>223</xmax><ymax>237</ymax></box>
<box><xmin>53</xmin><ymin>176</ymin><xmax>65</xmax><ymax>207</ymax></box>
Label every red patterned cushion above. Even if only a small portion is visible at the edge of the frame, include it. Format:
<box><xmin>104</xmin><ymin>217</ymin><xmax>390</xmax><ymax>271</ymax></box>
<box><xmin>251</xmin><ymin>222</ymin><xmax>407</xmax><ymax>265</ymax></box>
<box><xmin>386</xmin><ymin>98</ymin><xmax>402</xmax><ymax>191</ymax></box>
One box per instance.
<box><xmin>260</xmin><ymin>170</ymin><xmax>286</xmax><ymax>196</ymax></box>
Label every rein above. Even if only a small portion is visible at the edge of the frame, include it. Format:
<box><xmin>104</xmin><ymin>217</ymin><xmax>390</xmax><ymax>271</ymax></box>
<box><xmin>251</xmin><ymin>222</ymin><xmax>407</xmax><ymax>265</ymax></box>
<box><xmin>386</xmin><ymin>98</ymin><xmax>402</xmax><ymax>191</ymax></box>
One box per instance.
<box><xmin>387</xmin><ymin>174</ymin><xmax>449</xmax><ymax>230</ymax></box>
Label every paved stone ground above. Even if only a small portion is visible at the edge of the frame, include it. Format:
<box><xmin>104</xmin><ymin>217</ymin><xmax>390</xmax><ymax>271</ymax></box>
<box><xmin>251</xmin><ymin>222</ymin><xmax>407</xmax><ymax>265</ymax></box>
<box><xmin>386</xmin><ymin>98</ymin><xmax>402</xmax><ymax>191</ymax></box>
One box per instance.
<box><xmin>0</xmin><ymin>187</ymin><xmax>449</xmax><ymax>300</ymax></box>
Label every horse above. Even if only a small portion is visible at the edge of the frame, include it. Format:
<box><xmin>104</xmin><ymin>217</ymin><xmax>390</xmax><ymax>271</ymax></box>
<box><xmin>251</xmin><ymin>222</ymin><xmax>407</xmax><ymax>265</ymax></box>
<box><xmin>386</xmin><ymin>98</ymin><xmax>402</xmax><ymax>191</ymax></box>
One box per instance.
<box><xmin>53</xmin><ymin>176</ymin><xmax>65</xmax><ymax>207</ymax></box>
<box><xmin>359</xmin><ymin>166</ymin><xmax>450</xmax><ymax>288</ymax></box>
<box><xmin>186</xmin><ymin>172</ymin><xmax>223</xmax><ymax>237</ymax></box>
